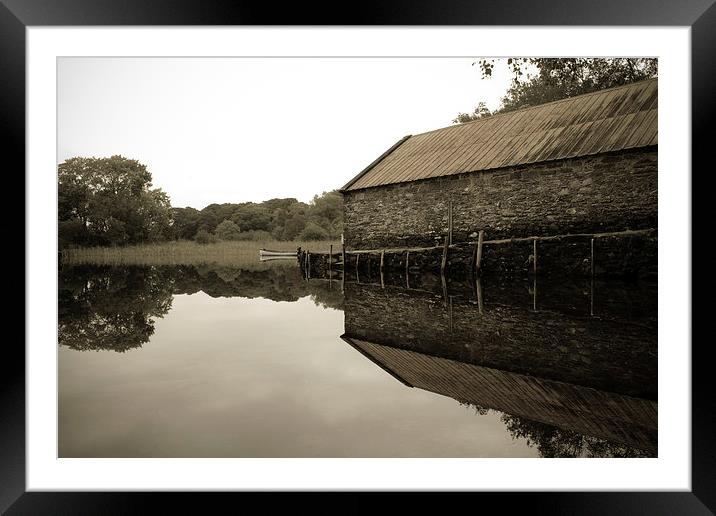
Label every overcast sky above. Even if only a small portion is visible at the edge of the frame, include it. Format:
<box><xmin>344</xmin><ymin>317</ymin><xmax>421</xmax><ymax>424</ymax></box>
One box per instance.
<box><xmin>58</xmin><ymin>58</ymin><xmax>513</xmax><ymax>209</ymax></box>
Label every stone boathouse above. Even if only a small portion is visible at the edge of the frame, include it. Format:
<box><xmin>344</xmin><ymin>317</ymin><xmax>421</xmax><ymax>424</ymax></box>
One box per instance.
<box><xmin>339</xmin><ymin>79</ymin><xmax>657</xmax><ymax>260</ymax></box>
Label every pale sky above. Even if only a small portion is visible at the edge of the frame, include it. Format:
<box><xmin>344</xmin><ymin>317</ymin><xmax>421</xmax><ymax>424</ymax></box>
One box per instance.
<box><xmin>58</xmin><ymin>58</ymin><xmax>513</xmax><ymax>209</ymax></box>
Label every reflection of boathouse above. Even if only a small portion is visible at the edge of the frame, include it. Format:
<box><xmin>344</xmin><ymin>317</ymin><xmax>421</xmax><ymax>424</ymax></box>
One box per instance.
<box><xmin>338</xmin><ymin>79</ymin><xmax>657</xmax><ymax>277</ymax></box>
<box><xmin>341</xmin><ymin>278</ymin><xmax>657</xmax><ymax>455</ymax></box>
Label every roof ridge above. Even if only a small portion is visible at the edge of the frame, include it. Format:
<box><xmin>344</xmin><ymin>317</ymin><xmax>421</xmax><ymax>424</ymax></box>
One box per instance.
<box><xmin>413</xmin><ymin>77</ymin><xmax>658</xmax><ymax>139</ymax></box>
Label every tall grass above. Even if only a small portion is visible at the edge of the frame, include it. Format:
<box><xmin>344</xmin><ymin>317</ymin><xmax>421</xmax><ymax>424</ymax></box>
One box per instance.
<box><xmin>61</xmin><ymin>239</ymin><xmax>341</xmax><ymax>268</ymax></box>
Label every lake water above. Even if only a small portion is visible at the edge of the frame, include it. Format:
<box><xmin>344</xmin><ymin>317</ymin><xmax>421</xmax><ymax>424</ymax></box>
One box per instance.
<box><xmin>58</xmin><ymin>263</ymin><xmax>657</xmax><ymax>458</ymax></box>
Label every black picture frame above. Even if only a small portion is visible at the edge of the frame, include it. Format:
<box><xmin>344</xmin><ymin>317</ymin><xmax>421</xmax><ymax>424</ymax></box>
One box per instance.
<box><xmin>6</xmin><ymin>1</ymin><xmax>712</xmax><ymax>513</ymax></box>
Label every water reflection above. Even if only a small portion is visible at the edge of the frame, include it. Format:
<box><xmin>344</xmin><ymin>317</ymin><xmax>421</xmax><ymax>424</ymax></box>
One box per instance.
<box><xmin>58</xmin><ymin>264</ymin><xmax>342</xmax><ymax>352</ymax></box>
<box><xmin>58</xmin><ymin>266</ymin><xmax>175</xmax><ymax>352</ymax></box>
<box><xmin>342</xmin><ymin>272</ymin><xmax>657</xmax><ymax>457</ymax></box>
<box><xmin>58</xmin><ymin>263</ymin><xmax>656</xmax><ymax>457</ymax></box>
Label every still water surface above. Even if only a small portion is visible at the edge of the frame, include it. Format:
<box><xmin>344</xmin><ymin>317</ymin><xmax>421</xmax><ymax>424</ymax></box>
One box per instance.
<box><xmin>58</xmin><ymin>263</ymin><xmax>657</xmax><ymax>458</ymax></box>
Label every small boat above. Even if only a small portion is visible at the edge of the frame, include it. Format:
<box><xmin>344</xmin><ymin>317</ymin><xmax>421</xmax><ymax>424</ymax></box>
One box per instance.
<box><xmin>259</xmin><ymin>248</ymin><xmax>297</xmax><ymax>258</ymax></box>
<box><xmin>259</xmin><ymin>255</ymin><xmax>296</xmax><ymax>262</ymax></box>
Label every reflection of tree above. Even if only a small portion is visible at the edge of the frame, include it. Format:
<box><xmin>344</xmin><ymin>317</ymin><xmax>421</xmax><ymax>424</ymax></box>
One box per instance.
<box><xmin>310</xmin><ymin>286</ymin><xmax>344</xmax><ymax>311</ymax></box>
<box><xmin>59</xmin><ymin>266</ymin><xmax>174</xmax><ymax>352</ymax></box>
<box><xmin>58</xmin><ymin>264</ymin><xmax>344</xmax><ymax>352</ymax></box>
<box><xmin>170</xmin><ymin>264</ymin><xmax>343</xmax><ymax>310</ymax></box>
<box><xmin>458</xmin><ymin>400</ymin><xmax>489</xmax><ymax>415</ymax></box>
<box><xmin>501</xmin><ymin>414</ymin><xmax>651</xmax><ymax>458</ymax></box>
<box><xmin>458</xmin><ymin>401</ymin><xmax>650</xmax><ymax>457</ymax></box>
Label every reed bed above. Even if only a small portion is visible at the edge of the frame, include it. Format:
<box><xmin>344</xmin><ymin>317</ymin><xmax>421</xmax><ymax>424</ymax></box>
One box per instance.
<box><xmin>61</xmin><ymin>240</ymin><xmax>341</xmax><ymax>268</ymax></box>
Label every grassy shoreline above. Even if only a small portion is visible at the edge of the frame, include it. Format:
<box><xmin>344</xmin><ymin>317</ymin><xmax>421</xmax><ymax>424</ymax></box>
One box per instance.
<box><xmin>61</xmin><ymin>240</ymin><xmax>340</xmax><ymax>268</ymax></box>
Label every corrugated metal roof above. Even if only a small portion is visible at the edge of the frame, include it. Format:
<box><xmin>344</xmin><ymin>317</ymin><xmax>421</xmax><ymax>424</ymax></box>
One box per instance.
<box><xmin>342</xmin><ymin>78</ymin><xmax>657</xmax><ymax>192</ymax></box>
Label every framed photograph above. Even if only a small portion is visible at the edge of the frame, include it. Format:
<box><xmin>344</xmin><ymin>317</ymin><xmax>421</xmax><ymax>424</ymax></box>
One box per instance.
<box><xmin>8</xmin><ymin>0</ymin><xmax>712</xmax><ymax>513</ymax></box>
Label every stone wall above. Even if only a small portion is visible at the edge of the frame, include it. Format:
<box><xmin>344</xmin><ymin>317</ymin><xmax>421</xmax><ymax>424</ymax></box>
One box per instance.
<box><xmin>343</xmin><ymin>147</ymin><xmax>657</xmax><ymax>250</ymax></box>
<box><xmin>343</xmin><ymin>281</ymin><xmax>657</xmax><ymax>400</ymax></box>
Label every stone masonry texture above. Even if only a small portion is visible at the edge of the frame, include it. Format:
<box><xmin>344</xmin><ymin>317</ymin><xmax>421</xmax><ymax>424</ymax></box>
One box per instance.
<box><xmin>343</xmin><ymin>281</ymin><xmax>657</xmax><ymax>400</ymax></box>
<box><xmin>343</xmin><ymin>147</ymin><xmax>657</xmax><ymax>250</ymax></box>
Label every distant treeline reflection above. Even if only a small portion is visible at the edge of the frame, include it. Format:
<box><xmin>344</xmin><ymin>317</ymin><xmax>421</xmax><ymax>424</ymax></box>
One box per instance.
<box><xmin>58</xmin><ymin>264</ymin><xmax>342</xmax><ymax>352</ymax></box>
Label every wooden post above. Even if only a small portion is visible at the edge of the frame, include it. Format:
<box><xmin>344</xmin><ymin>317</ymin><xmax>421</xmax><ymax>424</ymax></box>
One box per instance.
<box><xmin>590</xmin><ymin>238</ymin><xmax>595</xmax><ymax>316</ymax></box>
<box><xmin>441</xmin><ymin>270</ymin><xmax>448</xmax><ymax>307</ymax></box>
<box><xmin>448</xmin><ymin>296</ymin><xmax>453</xmax><ymax>334</ymax></box>
<box><xmin>355</xmin><ymin>253</ymin><xmax>360</xmax><ymax>283</ymax></box>
<box><xmin>533</xmin><ymin>238</ymin><xmax>538</xmax><ymax>275</ymax></box>
<box><xmin>532</xmin><ymin>276</ymin><xmax>537</xmax><ymax>312</ymax></box>
<box><xmin>342</xmin><ymin>243</ymin><xmax>346</xmax><ymax>270</ymax></box>
<box><xmin>329</xmin><ymin>244</ymin><xmax>333</xmax><ymax>276</ymax></box>
<box><xmin>405</xmin><ymin>251</ymin><xmax>410</xmax><ymax>289</ymax></box>
<box><xmin>448</xmin><ymin>199</ymin><xmax>453</xmax><ymax>245</ymax></box>
<box><xmin>380</xmin><ymin>250</ymin><xmax>385</xmax><ymax>271</ymax></box>
<box><xmin>474</xmin><ymin>230</ymin><xmax>484</xmax><ymax>276</ymax></box>
<box><xmin>307</xmin><ymin>252</ymin><xmax>311</xmax><ymax>280</ymax></box>
<box><xmin>471</xmin><ymin>241</ymin><xmax>478</xmax><ymax>276</ymax></box>
<box><xmin>441</xmin><ymin>236</ymin><xmax>449</xmax><ymax>274</ymax></box>
<box><xmin>475</xmin><ymin>276</ymin><xmax>484</xmax><ymax>315</ymax></box>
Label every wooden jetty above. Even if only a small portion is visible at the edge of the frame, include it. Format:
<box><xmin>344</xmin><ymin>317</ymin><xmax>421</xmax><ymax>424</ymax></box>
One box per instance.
<box><xmin>299</xmin><ymin>227</ymin><xmax>657</xmax><ymax>280</ymax></box>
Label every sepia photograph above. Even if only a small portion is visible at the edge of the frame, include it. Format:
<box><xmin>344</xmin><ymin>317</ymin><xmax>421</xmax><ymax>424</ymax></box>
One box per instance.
<box><xmin>57</xmin><ymin>56</ymin><xmax>658</xmax><ymax>459</ymax></box>
<box><xmin>3</xmin><ymin>0</ymin><xmax>709</xmax><ymax>508</ymax></box>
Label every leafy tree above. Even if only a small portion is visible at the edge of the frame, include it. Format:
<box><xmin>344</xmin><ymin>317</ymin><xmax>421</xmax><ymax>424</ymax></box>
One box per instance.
<box><xmin>308</xmin><ymin>190</ymin><xmax>343</xmax><ymax>238</ymax></box>
<box><xmin>454</xmin><ymin>58</ymin><xmax>658</xmax><ymax>123</ymax></box>
<box><xmin>58</xmin><ymin>155</ymin><xmax>173</xmax><ymax>247</ymax></box>
<box><xmin>214</xmin><ymin>219</ymin><xmax>242</xmax><ymax>240</ymax></box>
<box><xmin>230</xmin><ymin>204</ymin><xmax>272</xmax><ymax>232</ymax></box>
<box><xmin>194</xmin><ymin>229</ymin><xmax>217</xmax><ymax>245</ymax></box>
<box><xmin>452</xmin><ymin>102</ymin><xmax>492</xmax><ymax>124</ymax></box>
<box><xmin>196</xmin><ymin>203</ymin><xmax>235</xmax><ymax>233</ymax></box>
<box><xmin>299</xmin><ymin>221</ymin><xmax>330</xmax><ymax>240</ymax></box>
<box><xmin>279</xmin><ymin>212</ymin><xmax>307</xmax><ymax>240</ymax></box>
<box><xmin>141</xmin><ymin>188</ymin><xmax>174</xmax><ymax>241</ymax></box>
<box><xmin>58</xmin><ymin>219</ymin><xmax>87</xmax><ymax>249</ymax></box>
<box><xmin>269</xmin><ymin>200</ymin><xmax>308</xmax><ymax>240</ymax></box>
<box><xmin>171</xmin><ymin>207</ymin><xmax>201</xmax><ymax>240</ymax></box>
<box><xmin>262</xmin><ymin>197</ymin><xmax>303</xmax><ymax>213</ymax></box>
<box><xmin>179</xmin><ymin>198</ymin><xmax>326</xmax><ymax>242</ymax></box>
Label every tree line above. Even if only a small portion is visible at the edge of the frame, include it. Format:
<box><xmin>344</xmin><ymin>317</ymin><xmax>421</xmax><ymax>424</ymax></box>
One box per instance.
<box><xmin>173</xmin><ymin>191</ymin><xmax>342</xmax><ymax>245</ymax></box>
<box><xmin>58</xmin><ymin>155</ymin><xmax>343</xmax><ymax>248</ymax></box>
